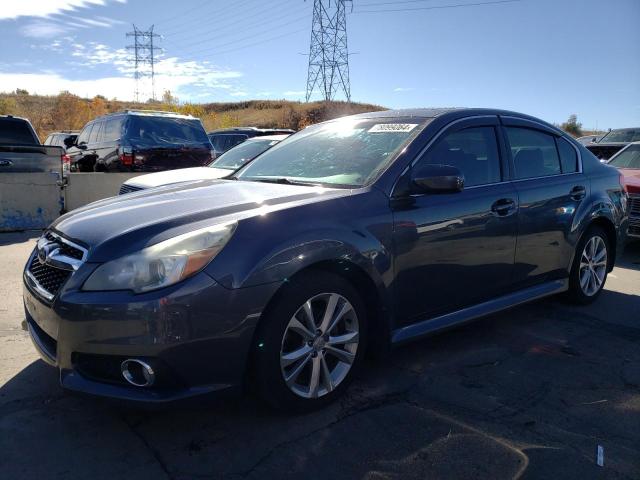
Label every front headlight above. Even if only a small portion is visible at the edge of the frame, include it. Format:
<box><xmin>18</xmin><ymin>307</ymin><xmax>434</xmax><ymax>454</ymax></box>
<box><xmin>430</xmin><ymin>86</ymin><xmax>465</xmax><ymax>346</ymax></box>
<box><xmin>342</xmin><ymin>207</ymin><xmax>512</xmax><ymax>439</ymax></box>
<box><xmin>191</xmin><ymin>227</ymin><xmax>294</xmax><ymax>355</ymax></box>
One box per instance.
<box><xmin>83</xmin><ymin>222</ymin><xmax>237</xmax><ymax>293</ymax></box>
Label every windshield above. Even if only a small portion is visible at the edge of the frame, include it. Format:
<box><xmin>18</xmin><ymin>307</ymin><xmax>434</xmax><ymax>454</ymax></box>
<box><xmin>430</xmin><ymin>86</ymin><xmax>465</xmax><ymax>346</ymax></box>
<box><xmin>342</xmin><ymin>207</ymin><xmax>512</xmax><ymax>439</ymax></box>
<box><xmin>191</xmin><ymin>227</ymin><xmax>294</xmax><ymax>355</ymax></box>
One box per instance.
<box><xmin>210</xmin><ymin>139</ymin><xmax>279</xmax><ymax>170</ymax></box>
<box><xmin>125</xmin><ymin>116</ymin><xmax>209</xmax><ymax>144</ymax></box>
<box><xmin>609</xmin><ymin>145</ymin><xmax>640</xmax><ymax>169</ymax></box>
<box><xmin>236</xmin><ymin>118</ymin><xmax>427</xmax><ymax>186</ymax></box>
<box><xmin>599</xmin><ymin>129</ymin><xmax>640</xmax><ymax>143</ymax></box>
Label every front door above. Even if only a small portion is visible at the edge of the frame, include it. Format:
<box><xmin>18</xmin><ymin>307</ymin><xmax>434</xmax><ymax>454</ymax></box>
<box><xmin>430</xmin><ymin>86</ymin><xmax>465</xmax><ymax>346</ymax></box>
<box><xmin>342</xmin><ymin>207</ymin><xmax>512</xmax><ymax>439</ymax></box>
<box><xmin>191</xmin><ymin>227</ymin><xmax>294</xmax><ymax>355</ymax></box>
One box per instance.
<box><xmin>392</xmin><ymin>117</ymin><xmax>518</xmax><ymax>325</ymax></box>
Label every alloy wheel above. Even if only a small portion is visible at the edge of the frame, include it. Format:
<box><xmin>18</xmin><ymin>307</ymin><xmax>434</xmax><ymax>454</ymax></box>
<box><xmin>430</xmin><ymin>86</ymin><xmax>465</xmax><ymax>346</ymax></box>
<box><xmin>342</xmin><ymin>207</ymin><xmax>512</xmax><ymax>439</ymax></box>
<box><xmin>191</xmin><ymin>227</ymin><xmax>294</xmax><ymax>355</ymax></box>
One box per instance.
<box><xmin>280</xmin><ymin>293</ymin><xmax>359</xmax><ymax>399</ymax></box>
<box><xmin>579</xmin><ymin>235</ymin><xmax>607</xmax><ymax>297</ymax></box>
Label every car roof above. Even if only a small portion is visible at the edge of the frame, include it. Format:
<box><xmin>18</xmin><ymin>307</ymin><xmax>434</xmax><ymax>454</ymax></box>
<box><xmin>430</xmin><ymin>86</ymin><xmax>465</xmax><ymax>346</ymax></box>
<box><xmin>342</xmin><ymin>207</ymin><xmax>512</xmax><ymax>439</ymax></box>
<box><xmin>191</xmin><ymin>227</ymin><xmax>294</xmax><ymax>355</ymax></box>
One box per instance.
<box><xmin>245</xmin><ymin>134</ymin><xmax>290</xmax><ymax>142</ymax></box>
<box><xmin>208</xmin><ymin>127</ymin><xmax>295</xmax><ymax>134</ymax></box>
<box><xmin>327</xmin><ymin>107</ymin><xmax>563</xmax><ymax>133</ymax></box>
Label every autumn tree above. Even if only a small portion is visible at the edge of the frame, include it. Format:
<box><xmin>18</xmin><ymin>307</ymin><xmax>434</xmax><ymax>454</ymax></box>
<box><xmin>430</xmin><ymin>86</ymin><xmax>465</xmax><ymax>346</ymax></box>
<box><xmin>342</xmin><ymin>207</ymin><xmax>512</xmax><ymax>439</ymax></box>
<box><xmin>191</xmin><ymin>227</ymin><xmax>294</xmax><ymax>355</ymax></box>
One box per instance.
<box><xmin>561</xmin><ymin>114</ymin><xmax>583</xmax><ymax>137</ymax></box>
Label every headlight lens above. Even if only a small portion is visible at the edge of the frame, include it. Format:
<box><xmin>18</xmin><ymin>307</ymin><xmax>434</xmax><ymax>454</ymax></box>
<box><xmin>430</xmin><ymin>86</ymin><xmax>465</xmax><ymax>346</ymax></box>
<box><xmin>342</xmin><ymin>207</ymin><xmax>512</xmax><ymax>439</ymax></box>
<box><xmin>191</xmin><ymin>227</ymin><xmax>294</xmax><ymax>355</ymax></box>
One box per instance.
<box><xmin>83</xmin><ymin>222</ymin><xmax>236</xmax><ymax>293</ymax></box>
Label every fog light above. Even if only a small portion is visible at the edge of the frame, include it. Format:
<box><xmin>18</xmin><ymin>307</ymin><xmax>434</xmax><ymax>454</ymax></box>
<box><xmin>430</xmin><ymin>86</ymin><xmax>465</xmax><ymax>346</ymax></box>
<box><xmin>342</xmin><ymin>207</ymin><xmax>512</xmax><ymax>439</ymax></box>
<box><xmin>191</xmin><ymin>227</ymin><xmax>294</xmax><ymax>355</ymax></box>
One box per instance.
<box><xmin>121</xmin><ymin>359</ymin><xmax>155</xmax><ymax>387</ymax></box>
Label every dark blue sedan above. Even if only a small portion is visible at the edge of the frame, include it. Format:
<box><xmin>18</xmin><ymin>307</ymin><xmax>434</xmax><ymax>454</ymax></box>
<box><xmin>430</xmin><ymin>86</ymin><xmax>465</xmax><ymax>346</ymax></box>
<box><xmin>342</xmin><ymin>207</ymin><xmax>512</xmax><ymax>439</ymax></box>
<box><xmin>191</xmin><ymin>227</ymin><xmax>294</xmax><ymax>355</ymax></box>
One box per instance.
<box><xmin>23</xmin><ymin>108</ymin><xmax>628</xmax><ymax>410</ymax></box>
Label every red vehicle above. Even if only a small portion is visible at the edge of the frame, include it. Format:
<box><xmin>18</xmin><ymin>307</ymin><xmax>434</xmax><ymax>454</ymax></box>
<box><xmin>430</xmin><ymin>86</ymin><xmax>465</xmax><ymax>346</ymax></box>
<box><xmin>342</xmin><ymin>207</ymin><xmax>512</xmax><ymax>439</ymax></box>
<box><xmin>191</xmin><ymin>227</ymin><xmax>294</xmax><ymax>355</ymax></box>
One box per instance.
<box><xmin>607</xmin><ymin>142</ymin><xmax>640</xmax><ymax>240</ymax></box>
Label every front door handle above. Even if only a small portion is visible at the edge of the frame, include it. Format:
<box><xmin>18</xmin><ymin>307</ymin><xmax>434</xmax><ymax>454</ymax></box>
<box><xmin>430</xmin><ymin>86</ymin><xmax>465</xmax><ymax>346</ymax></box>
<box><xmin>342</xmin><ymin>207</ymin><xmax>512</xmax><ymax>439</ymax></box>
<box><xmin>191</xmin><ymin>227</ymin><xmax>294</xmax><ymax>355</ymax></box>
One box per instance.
<box><xmin>491</xmin><ymin>198</ymin><xmax>517</xmax><ymax>217</ymax></box>
<box><xmin>570</xmin><ymin>185</ymin><xmax>586</xmax><ymax>201</ymax></box>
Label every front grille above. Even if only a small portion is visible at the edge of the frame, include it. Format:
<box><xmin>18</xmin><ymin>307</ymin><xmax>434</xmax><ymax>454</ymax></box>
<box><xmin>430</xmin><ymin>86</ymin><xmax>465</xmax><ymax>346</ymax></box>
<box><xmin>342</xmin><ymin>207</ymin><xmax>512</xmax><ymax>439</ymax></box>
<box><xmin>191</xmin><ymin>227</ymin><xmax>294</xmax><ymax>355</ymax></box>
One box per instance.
<box><xmin>629</xmin><ymin>194</ymin><xmax>640</xmax><ymax>216</ymax></box>
<box><xmin>119</xmin><ymin>183</ymin><xmax>144</xmax><ymax>195</ymax></box>
<box><xmin>28</xmin><ymin>256</ymin><xmax>71</xmax><ymax>298</ymax></box>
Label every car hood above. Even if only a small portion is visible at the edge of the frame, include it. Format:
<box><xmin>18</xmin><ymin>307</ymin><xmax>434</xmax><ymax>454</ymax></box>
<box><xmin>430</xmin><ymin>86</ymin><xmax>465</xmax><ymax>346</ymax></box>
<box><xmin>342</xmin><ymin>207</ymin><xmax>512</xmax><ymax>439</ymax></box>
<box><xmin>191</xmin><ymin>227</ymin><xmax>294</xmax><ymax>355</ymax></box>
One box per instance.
<box><xmin>620</xmin><ymin>168</ymin><xmax>640</xmax><ymax>193</ymax></box>
<box><xmin>51</xmin><ymin>180</ymin><xmax>351</xmax><ymax>262</ymax></box>
<box><xmin>125</xmin><ymin>167</ymin><xmax>231</xmax><ymax>189</ymax></box>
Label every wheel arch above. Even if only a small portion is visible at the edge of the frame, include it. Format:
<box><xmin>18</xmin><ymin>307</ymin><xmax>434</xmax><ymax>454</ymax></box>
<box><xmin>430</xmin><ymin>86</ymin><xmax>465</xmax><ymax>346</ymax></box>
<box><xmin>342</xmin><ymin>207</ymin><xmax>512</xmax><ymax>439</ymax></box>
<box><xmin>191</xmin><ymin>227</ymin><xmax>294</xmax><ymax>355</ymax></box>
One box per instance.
<box><xmin>588</xmin><ymin>216</ymin><xmax>617</xmax><ymax>271</ymax></box>
<box><xmin>245</xmin><ymin>258</ymin><xmax>392</xmax><ymax>386</ymax></box>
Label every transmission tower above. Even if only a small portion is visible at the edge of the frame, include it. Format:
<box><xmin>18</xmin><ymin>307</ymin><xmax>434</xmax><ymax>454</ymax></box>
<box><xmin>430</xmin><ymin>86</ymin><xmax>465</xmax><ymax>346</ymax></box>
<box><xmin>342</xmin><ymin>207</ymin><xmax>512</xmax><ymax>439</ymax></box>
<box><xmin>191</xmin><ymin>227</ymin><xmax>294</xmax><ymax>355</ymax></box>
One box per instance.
<box><xmin>305</xmin><ymin>0</ymin><xmax>352</xmax><ymax>102</ymax></box>
<box><xmin>126</xmin><ymin>25</ymin><xmax>162</xmax><ymax>102</ymax></box>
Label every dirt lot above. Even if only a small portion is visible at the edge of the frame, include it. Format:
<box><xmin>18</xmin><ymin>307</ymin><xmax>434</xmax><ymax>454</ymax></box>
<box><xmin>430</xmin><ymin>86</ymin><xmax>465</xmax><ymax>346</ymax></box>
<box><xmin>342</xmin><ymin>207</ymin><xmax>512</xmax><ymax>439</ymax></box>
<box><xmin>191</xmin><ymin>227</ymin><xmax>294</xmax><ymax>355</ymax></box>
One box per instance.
<box><xmin>1</xmin><ymin>232</ymin><xmax>639</xmax><ymax>480</ymax></box>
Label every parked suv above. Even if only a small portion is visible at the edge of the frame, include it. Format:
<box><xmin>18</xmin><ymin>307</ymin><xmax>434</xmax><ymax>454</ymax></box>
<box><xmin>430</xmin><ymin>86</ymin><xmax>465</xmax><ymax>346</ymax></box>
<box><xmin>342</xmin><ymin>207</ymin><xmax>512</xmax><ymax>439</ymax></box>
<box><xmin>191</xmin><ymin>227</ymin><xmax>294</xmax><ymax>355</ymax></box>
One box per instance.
<box><xmin>23</xmin><ymin>109</ymin><xmax>627</xmax><ymax>411</ymax></box>
<box><xmin>208</xmin><ymin>127</ymin><xmax>295</xmax><ymax>158</ymax></box>
<box><xmin>67</xmin><ymin>110</ymin><xmax>213</xmax><ymax>172</ymax></box>
<box><xmin>43</xmin><ymin>131</ymin><xmax>79</xmax><ymax>151</ymax></box>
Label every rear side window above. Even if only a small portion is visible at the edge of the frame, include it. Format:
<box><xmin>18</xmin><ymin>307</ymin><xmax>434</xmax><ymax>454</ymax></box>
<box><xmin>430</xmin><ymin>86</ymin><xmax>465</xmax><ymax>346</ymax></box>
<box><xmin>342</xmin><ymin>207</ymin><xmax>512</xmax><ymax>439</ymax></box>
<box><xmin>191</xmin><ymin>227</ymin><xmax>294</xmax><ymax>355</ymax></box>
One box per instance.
<box><xmin>419</xmin><ymin>126</ymin><xmax>501</xmax><ymax>187</ymax></box>
<box><xmin>103</xmin><ymin>117</ymin><xmax>123</xmax><ymax>142</ymax></box>
<box><xmin>77</xmin><ymin>124</ymin><xmax>93</xmax><ymax>145</ymax></box>
<box><xmin>44</xmin><ymin>135</ymin><xmax>52</xmax><ymax>145</ymax></box>
<box><xmin>506</xmin><ymin>127</ymin><xmax>561</xmax><ymax>179</ymax></box>
<box><xmin>210</xmin><ymin>134</ymin><xmax>248</xmax><ymax>152</ymax></box>
<box><xmin>0</xmin><ymin>119</ymin><xmax>38</xmax><ymax>145</ymax></box>
<box><xmin>557</xmin><ymin>137</ymin><xmax>578</xmax><ymax>173</ymax></box>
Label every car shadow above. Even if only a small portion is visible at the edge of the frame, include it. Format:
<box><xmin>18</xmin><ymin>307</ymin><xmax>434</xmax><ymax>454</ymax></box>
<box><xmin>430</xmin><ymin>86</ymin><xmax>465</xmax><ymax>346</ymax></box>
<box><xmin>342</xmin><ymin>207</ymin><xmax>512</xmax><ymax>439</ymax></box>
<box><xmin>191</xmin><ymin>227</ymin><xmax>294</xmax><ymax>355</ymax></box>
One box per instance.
<box><xmin>2</xmin><ymin>287</ymin><xmax>639</xmax><ymax>479</ymax></box>
<box><xmin>0</xmin><ymin>230</ymin><xmax>41</xmax><ymax>246</ymax></box>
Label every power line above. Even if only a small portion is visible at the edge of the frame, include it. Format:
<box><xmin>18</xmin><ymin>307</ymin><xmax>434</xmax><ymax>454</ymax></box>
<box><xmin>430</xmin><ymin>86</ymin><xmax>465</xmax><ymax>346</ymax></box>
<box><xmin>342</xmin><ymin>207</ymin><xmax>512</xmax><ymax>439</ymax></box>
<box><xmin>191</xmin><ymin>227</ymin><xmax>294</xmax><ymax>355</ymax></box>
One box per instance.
<box><xmin>126</xmin><ymin>25</ymin><xmax>162</xmax><ymax>102</ymax></box>
<box><xmin>169</xmin><ymin>7</ymin><xmax>310</xmax><ymax>52</ymax></box>
<box><xmin>353</xmin><ymin>0</ymin><xmax>521</xmax><ymax>14</ymax></box>
<box><xmin>159</xmin><ymin>0</ymin><xmax>257</xmax><ymax>36</ymax></box>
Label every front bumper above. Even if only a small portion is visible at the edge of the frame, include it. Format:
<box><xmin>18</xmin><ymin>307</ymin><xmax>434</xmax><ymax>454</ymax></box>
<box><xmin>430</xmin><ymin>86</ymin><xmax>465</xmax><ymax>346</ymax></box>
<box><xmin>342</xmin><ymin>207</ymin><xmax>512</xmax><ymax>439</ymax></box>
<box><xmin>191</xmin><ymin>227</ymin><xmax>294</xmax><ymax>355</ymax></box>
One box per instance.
<box><xmin>23</xmin><ymin>262</ymin><xmax>281</xmax><ymax>404</ymax></box>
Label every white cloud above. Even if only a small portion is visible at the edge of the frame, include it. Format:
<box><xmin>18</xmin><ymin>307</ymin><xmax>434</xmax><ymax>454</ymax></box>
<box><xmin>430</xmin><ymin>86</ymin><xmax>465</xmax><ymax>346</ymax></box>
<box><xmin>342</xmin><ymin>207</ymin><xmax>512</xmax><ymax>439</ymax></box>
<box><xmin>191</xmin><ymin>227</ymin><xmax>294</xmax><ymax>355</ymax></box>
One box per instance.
<box><xmin>230</xmin><ymin>91</ymin><xmax>248</xmax><ymax>97</ymax></box>
<box><xmin>283</xmin><ymin>90</ymin><xmax>305</xmax><ymax>97</ymax></box>
<box><xmin>393</xmin><ymin>87</ymin><xmax>414</xmax><ymax>92</ymax></box>
<box><xmin>0</xmin><ymin>1</ymin><xmax>124</xmax><ymax>20</ymax></box>
<box><xmin>20</xmin><ymin>21</ymin><xmax>67</xmax><ymax>38</ymax></box>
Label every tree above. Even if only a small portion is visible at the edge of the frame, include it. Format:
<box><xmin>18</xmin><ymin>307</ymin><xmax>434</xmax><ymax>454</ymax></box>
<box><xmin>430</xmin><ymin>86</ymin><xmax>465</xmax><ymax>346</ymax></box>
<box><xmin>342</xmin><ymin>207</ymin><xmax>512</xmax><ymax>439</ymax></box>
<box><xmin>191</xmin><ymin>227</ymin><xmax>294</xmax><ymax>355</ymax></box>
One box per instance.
<box><xmin>161</xmin><ymin>90</ymin><xmax>179</xmax><ymax>106</ymax></box>
<box><xmin>52</xmin><ymin>91</ymin><xmax>91</xmax><ymax>130</ymax></box>
<box><xmin>561</xmin><ymin>114</ymin><xmax>583</xmax><ymax>137</ymax></box>
<box><xmin>15</xmin><ymin>88</ymin><xmax>29</xmax><ymax>95</ymax></box>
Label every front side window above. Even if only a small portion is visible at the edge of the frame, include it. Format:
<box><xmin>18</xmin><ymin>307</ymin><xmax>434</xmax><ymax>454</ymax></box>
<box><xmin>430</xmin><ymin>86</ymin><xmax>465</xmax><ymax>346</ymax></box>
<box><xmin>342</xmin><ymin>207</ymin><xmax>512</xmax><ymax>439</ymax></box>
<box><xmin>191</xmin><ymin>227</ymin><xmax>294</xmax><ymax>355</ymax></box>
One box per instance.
<box><xmin>89</xmin><ymin>121</ymin><xmax>103</xmax><ymax>144</ymax></box>
<box><xmin>418</xmin><ymin>126</ymin><xmax>501</xmax><ymax>187</ymax></box>
<box><xmin>506</xmin><ymin>127</ymin><xmax>561</xmax><ymax>179</ymax></box>
<box><xmin>77</xmin><ymin>124</ymin><xmax>93</xmax><ymax>145</ymax></box>
<box><xmin>210</xmin><ymin>139</ymin><xmax>279</xmax><ymax>170</ymax></box>
<box><xmin>210</xmin><ymin>134</ymin><xmax>248</xmax><ymax>152</ymax></box>
<box><xmin>237</xmin><ymin>118</ymin><xmax>428</xmax><ymax>187</ymax></box>
<box><xmin>608</xmin><ymin>144</ymin><xmax>640</xmax><ymax>169</ymax></box>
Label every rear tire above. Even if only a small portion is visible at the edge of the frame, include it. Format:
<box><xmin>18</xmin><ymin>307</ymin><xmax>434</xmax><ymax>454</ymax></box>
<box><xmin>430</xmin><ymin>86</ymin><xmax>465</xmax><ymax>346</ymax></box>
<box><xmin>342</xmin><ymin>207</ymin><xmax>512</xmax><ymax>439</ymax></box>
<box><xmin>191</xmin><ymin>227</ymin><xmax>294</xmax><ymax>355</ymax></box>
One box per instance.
<box><xmin>566</xmin><ymin>226</ymin><xmax>610</xmax><ymax>305</ymax></box>
<box><xmin>252</xmin><ymin>271</ymin><xmax>367</xmax><ymax>411</ymax></box>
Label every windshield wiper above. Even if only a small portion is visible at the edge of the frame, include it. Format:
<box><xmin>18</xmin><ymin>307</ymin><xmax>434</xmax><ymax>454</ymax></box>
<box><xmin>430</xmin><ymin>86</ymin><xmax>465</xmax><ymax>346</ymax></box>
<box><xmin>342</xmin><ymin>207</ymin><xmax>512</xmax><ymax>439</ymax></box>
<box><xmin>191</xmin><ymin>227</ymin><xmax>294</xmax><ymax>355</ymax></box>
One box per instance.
<box><xmin>246</xmin><ymin>177</ymin><xmax>319</xmax><ymax>186</ymax></box>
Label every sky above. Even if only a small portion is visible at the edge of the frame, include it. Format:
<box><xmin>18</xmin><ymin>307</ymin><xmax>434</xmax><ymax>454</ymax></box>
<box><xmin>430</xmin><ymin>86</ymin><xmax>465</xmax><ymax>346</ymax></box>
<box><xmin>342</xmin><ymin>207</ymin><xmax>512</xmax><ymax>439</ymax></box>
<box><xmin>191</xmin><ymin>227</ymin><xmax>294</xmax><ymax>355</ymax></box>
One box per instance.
<box><xmin>0</xmin><ymin>0</ymin><xmax>638</xmax><ymax>129</ymax></box>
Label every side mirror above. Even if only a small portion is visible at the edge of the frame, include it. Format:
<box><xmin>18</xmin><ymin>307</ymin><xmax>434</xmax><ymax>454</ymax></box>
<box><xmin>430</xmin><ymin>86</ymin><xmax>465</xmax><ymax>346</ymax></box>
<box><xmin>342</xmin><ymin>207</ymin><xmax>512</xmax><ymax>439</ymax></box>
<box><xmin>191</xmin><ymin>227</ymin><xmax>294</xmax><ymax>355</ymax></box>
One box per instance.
<box><xmin>76</xmin><ymin>142</ymin><xmax>87</xmax><ymax>150</ymax></box>
<box><xmin>63</xmin><ymin>137</ymin><xmax>75</xmax><ymax>148</ymax></box>
<box><xmin>412</xmin><ymin>164</ymin><xmax>464</xmax><ymax>193</ymax></box>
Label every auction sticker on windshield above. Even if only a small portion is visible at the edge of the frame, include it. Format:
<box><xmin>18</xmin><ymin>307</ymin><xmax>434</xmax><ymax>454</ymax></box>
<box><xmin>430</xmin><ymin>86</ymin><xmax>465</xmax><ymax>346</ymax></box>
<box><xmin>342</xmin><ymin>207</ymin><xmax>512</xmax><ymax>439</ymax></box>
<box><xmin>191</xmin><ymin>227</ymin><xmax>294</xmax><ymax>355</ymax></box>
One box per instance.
<box><xmin>369</xmin><ymin>123</ymin><xmax>418</xmax><ymax>133</ymax></box>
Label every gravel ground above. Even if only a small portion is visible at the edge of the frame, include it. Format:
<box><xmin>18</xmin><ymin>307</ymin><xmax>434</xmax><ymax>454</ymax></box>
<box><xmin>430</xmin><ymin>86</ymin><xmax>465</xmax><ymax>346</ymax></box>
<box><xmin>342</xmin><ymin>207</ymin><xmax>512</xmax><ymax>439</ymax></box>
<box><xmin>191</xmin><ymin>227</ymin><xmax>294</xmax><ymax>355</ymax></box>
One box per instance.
<box><xmin>1</xmin><ymin>231</ymin><xmax>639</xmax><ymax>479</ymax></box>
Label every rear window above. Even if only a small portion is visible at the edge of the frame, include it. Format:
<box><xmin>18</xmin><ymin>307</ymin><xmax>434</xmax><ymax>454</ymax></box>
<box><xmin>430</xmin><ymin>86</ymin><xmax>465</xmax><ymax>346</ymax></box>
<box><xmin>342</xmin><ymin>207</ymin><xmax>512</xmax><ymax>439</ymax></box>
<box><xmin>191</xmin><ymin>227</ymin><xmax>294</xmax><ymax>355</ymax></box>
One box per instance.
<box><xmin>599</xmin><ymin>129</ymin><xmax>640</xmax><ymax>143</ymax></box>
<box><xmin>0</xmin><ymin>119</ymin><xmax>38</xmax><ymax>145</ymax></box>
<box><xmin>125</xmin><ymin>116</ymin><xmax>209</xmax><ymax>144</ymax></box>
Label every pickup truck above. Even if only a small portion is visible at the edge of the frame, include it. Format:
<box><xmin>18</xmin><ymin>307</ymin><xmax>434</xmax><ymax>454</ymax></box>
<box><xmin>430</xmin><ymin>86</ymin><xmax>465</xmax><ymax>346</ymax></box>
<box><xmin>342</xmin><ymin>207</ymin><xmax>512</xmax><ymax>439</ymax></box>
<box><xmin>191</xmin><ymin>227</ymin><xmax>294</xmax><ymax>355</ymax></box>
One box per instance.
<box><xmin>0</xmin><ymin>115</ymin><xmax>68</xmax><ymax>174</ymax></box>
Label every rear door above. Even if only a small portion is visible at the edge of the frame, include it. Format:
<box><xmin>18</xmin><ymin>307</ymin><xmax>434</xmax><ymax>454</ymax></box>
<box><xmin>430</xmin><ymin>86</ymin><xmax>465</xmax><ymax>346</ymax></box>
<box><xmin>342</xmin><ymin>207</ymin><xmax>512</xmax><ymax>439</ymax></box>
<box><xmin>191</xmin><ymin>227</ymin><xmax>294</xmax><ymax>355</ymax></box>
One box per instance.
<box><xmin>501</xmin><ymin>116</ymin><xmax>586</xmax><ymax>288</ymax></box>
<box><xmin>392</xmin><ymin>116</ymin><xmax>519</xmax><ymax>324</ymax></box>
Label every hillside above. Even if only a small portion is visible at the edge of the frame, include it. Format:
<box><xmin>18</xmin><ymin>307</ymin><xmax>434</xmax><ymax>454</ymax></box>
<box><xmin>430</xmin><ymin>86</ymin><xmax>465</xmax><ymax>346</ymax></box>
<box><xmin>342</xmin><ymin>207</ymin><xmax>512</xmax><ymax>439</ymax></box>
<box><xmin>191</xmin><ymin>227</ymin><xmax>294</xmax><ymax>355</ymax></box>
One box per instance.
<box><xmin>0</xmin><ymin>91</ymin><xmax>385</xmax><ymax>141</ymax></box>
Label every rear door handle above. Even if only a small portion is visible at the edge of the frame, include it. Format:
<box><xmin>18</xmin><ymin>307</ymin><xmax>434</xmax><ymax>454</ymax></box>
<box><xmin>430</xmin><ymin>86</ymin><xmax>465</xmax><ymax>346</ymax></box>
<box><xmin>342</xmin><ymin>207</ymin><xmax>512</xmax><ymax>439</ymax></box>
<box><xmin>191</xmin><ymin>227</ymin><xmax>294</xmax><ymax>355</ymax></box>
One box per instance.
<box><xmin>0</xmin><ymin>159</ymin><xmax>13</xmax><ymax>167</ymax></box>
<box><xmin>570</xmin><ymin>185</ymin><xmax>586</xmax><ymax>201</ymax></box>
<box><xmin>491</xmin><ymin>198</ymin><xmax>517</xmax><ymax>217</ymax></box>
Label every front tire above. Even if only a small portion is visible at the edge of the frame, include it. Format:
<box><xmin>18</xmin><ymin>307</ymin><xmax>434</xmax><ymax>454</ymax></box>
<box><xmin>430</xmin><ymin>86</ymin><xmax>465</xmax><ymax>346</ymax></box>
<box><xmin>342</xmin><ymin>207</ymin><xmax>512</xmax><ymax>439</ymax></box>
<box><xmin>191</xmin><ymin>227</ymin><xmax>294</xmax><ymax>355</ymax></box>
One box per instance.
<box><xmin>567</xmin><ymin>226</ymin><xmax>610</xmax><ymax>304</ymax></box>
<box><xmin>253</xmin><ymin>271</ymin><xmax>367</xmax><ymax>411</ymax></box>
